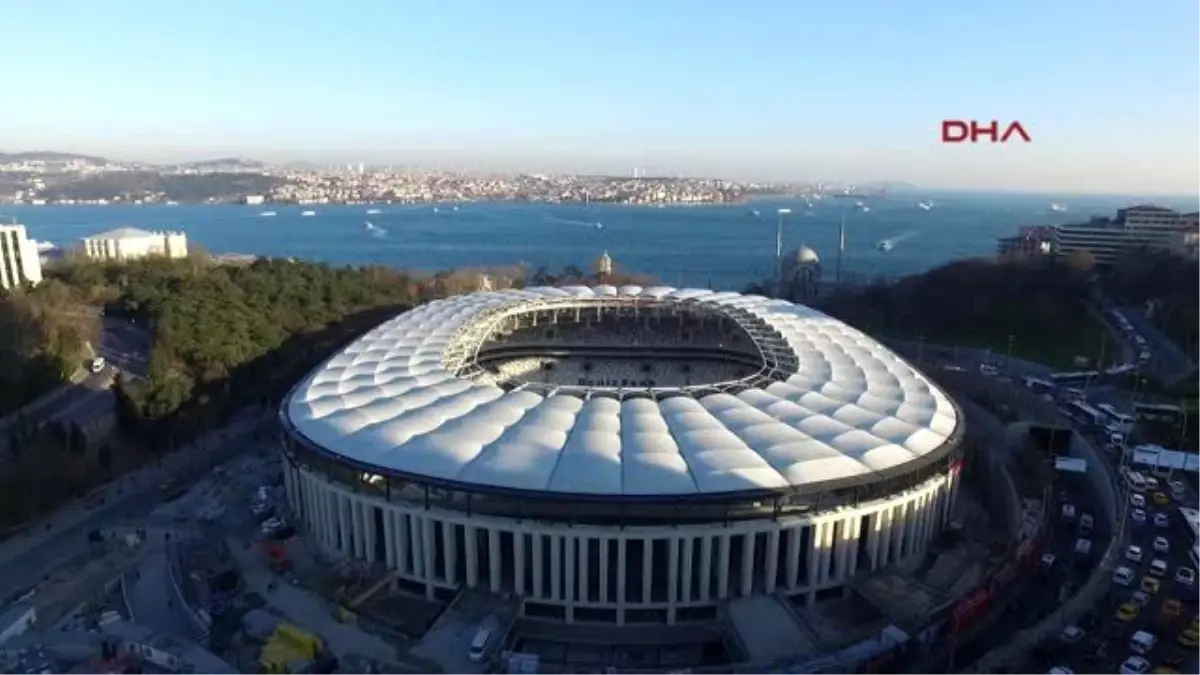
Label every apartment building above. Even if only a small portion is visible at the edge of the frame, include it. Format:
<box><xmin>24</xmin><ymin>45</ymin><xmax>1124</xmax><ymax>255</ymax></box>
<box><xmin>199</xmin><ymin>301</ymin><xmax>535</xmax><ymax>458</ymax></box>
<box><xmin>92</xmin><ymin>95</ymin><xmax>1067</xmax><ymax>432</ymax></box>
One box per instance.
<box><xmin>0</xmin><ymin>223</ymin><xmax>44</xmax><ymax>290</ymax></box>
<box><xmin>1050</xmin><ymin>205</ymin><xmax>1196</xmax><ymax>265</ymax></box>
<box><xmin>80</xmin><ymin>227</ymin><xmax>188</xmax><ymax>262</ymax></box>
<box><xmin>997</xmin><ymin>225</ymin><xmax>1054</xmax><ymax>260</ymax></box>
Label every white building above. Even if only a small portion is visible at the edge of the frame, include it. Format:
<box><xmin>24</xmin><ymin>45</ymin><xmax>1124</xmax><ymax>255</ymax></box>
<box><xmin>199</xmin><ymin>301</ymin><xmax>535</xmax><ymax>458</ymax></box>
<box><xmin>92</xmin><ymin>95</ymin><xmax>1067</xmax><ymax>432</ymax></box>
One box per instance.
<box><xmin>80</xmin><ymin>227</ymin><xmax>188</xmax><ymax>262</ymax></box>
<box><xmin>0</xmin><ymin>223</ymin><xmax>44</xmax><ymax>290</ymax></box>
<box><xmin>1051</xmin><ymin>205</ymin><xmax>1196</xmax><ymax>265</ymax></box>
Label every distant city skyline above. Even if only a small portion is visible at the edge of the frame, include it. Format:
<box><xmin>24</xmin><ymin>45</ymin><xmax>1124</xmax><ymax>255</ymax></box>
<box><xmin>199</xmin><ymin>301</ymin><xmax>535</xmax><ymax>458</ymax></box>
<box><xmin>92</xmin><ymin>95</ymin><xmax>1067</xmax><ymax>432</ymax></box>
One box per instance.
<box><xmin>2</xmin><ymin>0</ymin><xmax>1197</xmax><ymax>195</ymax></box>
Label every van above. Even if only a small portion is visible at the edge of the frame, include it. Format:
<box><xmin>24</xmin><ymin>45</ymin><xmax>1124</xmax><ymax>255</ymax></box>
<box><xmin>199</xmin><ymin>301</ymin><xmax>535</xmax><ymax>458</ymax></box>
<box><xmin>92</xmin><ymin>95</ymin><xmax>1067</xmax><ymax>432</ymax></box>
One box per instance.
<box><xmin>468</xmin><ymin>627</ymin><xmax>492</xmax><ymax>663</ymax></box>
<box><xmin>1079</xmin><ymin>513</ymin><xmax>1095</xmax><ymax>534</ymax></box>
<box><xmin>979</xmin><ymin>364</ymin><xmax>998</xmax><ymax>377</ymax></box>
<box><xmin>1130</xmin><ymin>630</ymin><xmax>1158</xmax><ymax>655</ymax></box>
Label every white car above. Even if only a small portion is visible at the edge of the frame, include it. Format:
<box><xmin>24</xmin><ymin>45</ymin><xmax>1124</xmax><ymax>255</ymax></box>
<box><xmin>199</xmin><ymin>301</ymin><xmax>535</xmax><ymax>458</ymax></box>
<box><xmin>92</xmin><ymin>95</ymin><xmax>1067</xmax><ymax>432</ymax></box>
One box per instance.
<box><xmin>1149</xmin><ymin>559</ymin><xmax>1168</xmax><ymax>577</ymax></box>
<box><xmin>1125</xmin><ymin>545</ymin><xmax>1144</xmax><ymax>563</ymax></box>
<box><xmin>1119</xmin><ymin>655</ymin><xmax>1149</xmax><ymax>675</ymax></box>
<box><xmin>1169</xmin><ymin>480</ymin><xmax>1187</xmax><ymax>499</ymax></box>
<box><xmin>1153</xmin><ymin>512</ymin><xmax>1170</xmax><ymax>528</ymax></box>
<box><xmin>1131</xmin><ymin>590</ymin><xmax>1151</xmax><ymax>607</ymax></box>
<box><xmin>1152</xmin><ymin>536</ymin><xmax>1169</xmax><ymax>554</ymax></box>
<box><xmin>1175</xmin><ymin>567</ymin><xmax>1196</xmax><ymax>587</ymax></box>
<box><xmin>1129</xmin><ymin>493</ymin><xmax>1146</xmax><ymax>509</ymax></box>
<box><xmin>1131</xmin><ymin>508</ymin><xmax>1146</xmax><ymax>525</ymax></box>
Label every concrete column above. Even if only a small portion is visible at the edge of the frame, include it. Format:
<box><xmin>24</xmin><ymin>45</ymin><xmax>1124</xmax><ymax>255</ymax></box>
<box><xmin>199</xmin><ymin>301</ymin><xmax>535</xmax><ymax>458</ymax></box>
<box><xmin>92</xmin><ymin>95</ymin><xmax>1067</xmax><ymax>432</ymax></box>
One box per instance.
<box><xmin>902</xmin><ymin>500</ymin><xmax>917</xmax><ymax>557</ymax></box>
<box><xmin>786</xmin><ymin>526</ymin><xmax>802</xmax><ymax>590</ymax></box>
<box><xmin>532</xmin><ymin>534</ymin><xmax>545</xmax><ymax>599</ymax></box>
<box><xmin>443</xmin><ymin>521</ymin><xmax>457</xmax><ymax>584</ymax></box>
<box><xmin>699</xmin><ymin>536</ymin><xmax>713</xmax><ymax>601</ymax></box>
<box><xmin>383</xmin><ymin>509</ymin><xmax>396</xmax><ymax>569</ymax></box>
<box><xmin>396</xmin><ymin>512</ymin><xmax>410</xmax><ymax>575</ymax></box>
<box><xmin>422</xmin><ymin>517</ymin><xmax>436</xmax><ymax>599</ymax></box>
<box><xmin>409</xmin><ymin>515</ymin><xmax>424</xmax><ymax>578</ymax></box>
<box><xmin>616</xmin><ymin>538</ymin><xmax>627</xmax><ymax>609</ymax></box>
<box><xmin>284</xmin><ymin>467</ymin><xmax>295</xmax><ymax>513</ymax></box>
<box><xmin>565</xmin><ymin>535</ymin><xmax>576</xmax><ymax>621</ymax></box>
<box><xmin>890</xmin><ymin>504</ymin><xmax>906</xmax><ymax>561</ymax></box>
<box><xmin>806</xmin><ymin>522</ymin><xmax>822</xmax><ymax>589</ymax></box>
<box><xmin>363</xmin><ymin>504</ymin><xmax>376</xmax><ymax>563</ymax></box>
<box><xmin>577</xmin><ymin>537</ymin><xmax>589</xmax><ymax>604</ymax></box>
<box><xmin>866</xmin><ymin>512</ymin><xmax>881</xmax><ymax>570</ymax></box>
<box><xmin>599</xmin><ymin>539</ymin><xmax>610</xmax><ymax>604</ymax></box>
<box><xmin>764</xmin><ymin>530</ymin><xmax>780</xmax><ymax>593</ymax></box>
<box><xmin>322</xmin><ymin>489</ymin><xmax>335</xmax><ymax>552</ymax></box>
<box><xmin>717</xmin><ymin>534</ymin><xmax>731</xmax><ymax>599</ymax></box>
<box><xmin>819</xmin><ymin>518</ymin><xmax>835</xmax><ymax>584</ymax></box>
<box><xmin>680</xmin><ymin>537</ymin><xmax>694</xmax><ymax>603</ymax></box>
<box><xmin>351</xmin><ymin>501</ymin><xmax>364</xmax><ymax>558</ymax></box>
<box><xmin>464</xmin><ymin>526</ymin><xmax>479</xmax><ymax>588</ymax></box>
<box><xmin>836</xmin><ymin>517</ymin><xmax>855</xmax><ymax>581</ymax></box>
<box><xmin>740</xmin><ymin>533</ymin><xmax>755</xmax><ymax>597</ymax></box>
<box><xmin>488</xmin><ymin>529</ymin><xmax>502</xmax><ymax>592</ymax></box>
<box><xmin>339</xmin><ymin>495</ymin><xmax>352</xmax><ymax>555</ymax></box>
<box><xmin>642</xmin><ymin>538</ymin><xmax>654</xmax><ymax>604</ymax></box>
<box><xmin>667</xmin><ymin>537</ymin><xmax>680</xmax><ymax>624</ymax></box>
<box><xmin>514</xmin><ymin>532</ymin><xmax>526</xmax><ymax>595</ymax></box>
<box><xmin>550</xmin><ymin>535</ymin><xmax>562</xmax><ymax>601</ymax></box>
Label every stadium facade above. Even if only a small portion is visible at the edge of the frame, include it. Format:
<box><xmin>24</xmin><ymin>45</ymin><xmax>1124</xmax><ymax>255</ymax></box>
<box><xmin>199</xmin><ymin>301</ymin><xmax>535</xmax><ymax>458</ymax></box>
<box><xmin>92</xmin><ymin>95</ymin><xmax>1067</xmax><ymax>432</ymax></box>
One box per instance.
<box><xmin>280</xmin><ymin>285</ymin><xmax>965</xmax><ymax>625</ymax></box>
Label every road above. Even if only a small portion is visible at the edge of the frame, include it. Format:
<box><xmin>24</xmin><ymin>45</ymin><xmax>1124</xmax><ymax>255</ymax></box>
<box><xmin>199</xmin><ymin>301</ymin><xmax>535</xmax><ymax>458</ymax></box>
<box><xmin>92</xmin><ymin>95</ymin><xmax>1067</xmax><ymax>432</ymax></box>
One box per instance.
<box><xmin>0</xmin><ymin>411</ymin><xmax>270</xmax><ymax>604</ymax></box>
<box><xmin>126</xmin><ymin>531</ymin><xmax>204</xmax><ymax>640</ymax></box>
<box><xmin>1092</xmin><ymin>290</ymin><xmax>1197</xmax><ymax>386</ymax></box>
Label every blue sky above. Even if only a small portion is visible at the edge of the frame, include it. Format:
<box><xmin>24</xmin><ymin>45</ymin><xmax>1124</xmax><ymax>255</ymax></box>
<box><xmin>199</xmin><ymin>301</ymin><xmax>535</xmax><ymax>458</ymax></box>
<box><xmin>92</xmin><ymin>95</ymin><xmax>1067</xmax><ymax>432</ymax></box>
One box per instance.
<box><xmin>1</xmin><ymin>0</ymin><xmax>1197</xmax><ymax>193</ymax></box>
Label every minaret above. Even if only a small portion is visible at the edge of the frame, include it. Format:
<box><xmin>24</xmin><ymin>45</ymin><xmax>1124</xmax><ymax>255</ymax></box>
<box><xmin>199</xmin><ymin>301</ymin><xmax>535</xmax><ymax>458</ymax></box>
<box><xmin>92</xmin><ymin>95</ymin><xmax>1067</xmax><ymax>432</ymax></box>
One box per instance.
<box><xmin>595</xmin><ymin>250</ymin><xmax>613</xmax><ymax>281</ymax></box>
<box><xmin>836</xmin><ymin>216</ymin><xmax>846</xmax><ymax>284</ymax></box>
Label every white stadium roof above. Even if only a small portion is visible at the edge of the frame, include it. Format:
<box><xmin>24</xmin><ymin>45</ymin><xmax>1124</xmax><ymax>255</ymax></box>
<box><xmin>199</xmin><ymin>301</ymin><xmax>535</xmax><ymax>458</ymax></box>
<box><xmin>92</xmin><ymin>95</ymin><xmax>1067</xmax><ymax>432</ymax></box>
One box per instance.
<box><xmin>285</xmin><ymin>286</ymin><xmax>961</xmax><ymax>498</ymax></box>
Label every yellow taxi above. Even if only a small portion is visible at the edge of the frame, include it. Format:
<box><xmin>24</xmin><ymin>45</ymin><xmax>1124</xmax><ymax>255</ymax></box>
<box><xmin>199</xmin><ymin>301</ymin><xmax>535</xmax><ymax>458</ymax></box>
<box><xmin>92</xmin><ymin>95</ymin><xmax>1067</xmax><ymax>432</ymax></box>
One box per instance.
<box><xmin>1140</xmin><ymin>576</ymin><xmax>1161</xmax><ymax>594</ymax></box>
<box><xmin>1161</xmin><ymin>599</ymin><xmax>1183</xmax><ymax>620</ymax></box>
<box><xmin>1179</xmin><ymin>626</ymin><xmax>1199</xmax><ymax>648</ymax></box>
<box><xmin>1117</xmin><ymin>602</ymin><xmax>1141</xmax><ymax>622</ymax></box>
<box><xmin>1152</xmin><ymin>491</ymin><xmax>1171</xmax><ymax>506</ymax></box>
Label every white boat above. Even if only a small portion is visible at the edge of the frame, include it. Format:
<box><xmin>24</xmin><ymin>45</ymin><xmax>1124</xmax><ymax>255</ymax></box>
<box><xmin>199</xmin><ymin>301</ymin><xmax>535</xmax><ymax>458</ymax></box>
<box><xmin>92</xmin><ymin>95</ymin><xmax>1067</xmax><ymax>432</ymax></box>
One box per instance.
<box><xmin>260</xmin><ymin>211</ymin><xmax>277</xmax><ymax>217</ymax></box>
<box><xmin>1050</xmin><ymin>203</ymin><xmax>1068</xmax><ymax>213</ymax></box>
<box><xmin>165</xmin><ymin>201</ymin><xmax>179</xmax><ymax>206</ymax></box>
<box><xmin>877</xmin><ymin>239</ymin><xmax>895</xmax><ymax>251</ymax></box>
<box><xmin>917</xmin><ymin>201</ymin><xmax>933</xmax><ymax>211</ymax></box>
<box><xmin>365</xmin><ymin>208</ymin><xmax>381</xmax><ymax>215</ymax></box>
<box><xmin>301</xmin><ymin>210</ymin><xmax>316</xmax><ymax>217</ymax></box>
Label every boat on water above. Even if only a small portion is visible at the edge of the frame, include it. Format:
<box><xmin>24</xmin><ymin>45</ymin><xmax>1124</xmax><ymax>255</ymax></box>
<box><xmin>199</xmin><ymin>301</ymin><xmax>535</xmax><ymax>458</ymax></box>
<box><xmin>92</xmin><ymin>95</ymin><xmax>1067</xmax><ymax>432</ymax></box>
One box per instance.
<box><xmin>301</xmin><ymin>210</ymin><xmax>316</xmax><ymax>217</ymax></box>
<box><xmin>917</xmin><ymin>200</ymin><xmax>933</xmax><ymax>211</ymax></box>
<box><xmin>855</xmin><ymin>201</ymin><xmax>870</xmax><ymax>213</ymax></box>
<box><xmin>365</xmin><ymin>208</ymin><xmax>381</xmax><ymax>215</ymax></box>
<box><xmin>165</xmin><ymin>201</ymin><xmax>179</xmax><ymax>206</ymax></box>
<box><xmin>877</xmin><ymin>239</ymin><xmax>895</xmax><ymax>251</ymax></box>
<box><xmin>260</xmin><ymin>211</ymin><xmax>277</xmax><ymax>217</ymax></box>
<box><xmin>751</xmin><ymin>209</ymin><xmax>761</xmax><ymax>217</ymax></box>
<box><xmin>1050</xmin><ymin>203</ymin><xmax>1068</xmax><ymax>213</ymax></box>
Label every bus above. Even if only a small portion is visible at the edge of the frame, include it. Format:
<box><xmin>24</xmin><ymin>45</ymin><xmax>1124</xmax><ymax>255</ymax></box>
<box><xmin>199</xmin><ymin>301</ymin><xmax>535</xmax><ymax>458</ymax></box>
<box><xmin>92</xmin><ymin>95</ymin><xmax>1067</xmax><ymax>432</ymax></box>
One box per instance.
<box><xmin>1096</xmin><ymin>403</ymin><xmax>1137</xmax><ymax>432</ymax></box>
<box><xmin>1050</xmin><ymin>371</ymin><xmax>1100</xmax><ymax>387</ymax></box>
<box><xmin>1066</xmin><ymin>401</ymin><xmax>1105</xmax><ymax>426</ymax></box>
<box><xmin>1133</xmin><ymin>403</ymin><xmax>1186</xmax><ymax>424</ymax></box>
<box><xmin>1022</xmin><ymin>376</ymin><xmax>1055</xmax><ymax>394</ymax></box>
<box><xmin>1104</xmin><ymin>363</ymin><xmax>1138</xmax><ymax>377</ymax></box>
<box><xmin>1180</xmin><ymin>507</ymin><xmax>1199</xmax><ymax>568</ymax></box>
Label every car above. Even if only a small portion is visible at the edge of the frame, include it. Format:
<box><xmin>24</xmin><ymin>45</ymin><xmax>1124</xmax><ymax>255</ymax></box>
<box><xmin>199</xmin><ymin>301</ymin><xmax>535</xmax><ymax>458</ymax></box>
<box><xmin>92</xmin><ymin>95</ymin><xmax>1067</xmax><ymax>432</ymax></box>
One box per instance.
<box><xmin>1120</xmin><ymin>656</ymin><xmax>1150</xmax><ymax>675</ymax></box>
<box><xmin>1131</xmin><ymin>509</ymin><xmax>1147</xmax><ymax>525</ymax></box>
<box><xmin>1117</xmin><ymin>602</ymin><xmax>1141</xmax><ymax>622</ymax></box>
<box><xmin>1131</xmin><ymin>590</ymin><xmax>1151</xmax><ymax>607</ymax></box>
<box><xmin>1154</xmin><ymin>512</ymin><xmax>1170</xmax><ymax>528</ymax></box>
<box><xmin>1152</xmin><ymin>491</ymin><xmax>1170</xmax><ymax>507</ymax></box>
<box><xmin>1050</xmin><ymin>668</ymin><xmax>1074</xmax><ymax>675</ymax></box>
<box><xmin>1145</xmin><ymin>476</ymin><xmax>1160</xmax><ymax>491</ymax></box>
<box><xmin>1180</xmin><ymin>627</ymin><xmax>1199</xmax><ymax>648</ymax></box>
<box><xmin>89</xmin><ymin>356</ymin><xmax>106</xmax><ymax>373</ymax></box>
<box><xmin>1153</xmin><ymin>536</ymin><xmax>1170</xmax><ymax>554</ymax></box>
<box><xmin>1060</xmin><ymin>625</ymin><xmax>1086</xmax><ymax>644</ymax></box>
<box><xmin>1130</xmin><ymin>493</ymin><xmax>1146</xmax><ymax>509</ymax></box>
<box><xmin>1149</xmin><ymin>559</ymin><xmax>1169</xmax><ymax>577</ymax></box>
<box><xmin>1126</xmin><ymin>545</ymin><xmax>1145</xmax><ymax>563</ymax></box>
<box><xmin>1114</xmin><ymin>566</ymin><xmax>1136</xmax><ymax>586</ymax></box>
<box><xmin>1161</xmin><ymin>599</ymin><xmax>1183</xmax><ymax>620</ymax></box>
<box><xmin>1079</xmin><ymin>513</ymin><xmax>1094</xmax><ymax>534</ymax></box>
<box><xmin>1140</xmin><ymin>576</ymin><xmax>1161</xmax><ymax>595</ymax></box>
<box><xmin>1168</xmin><ymin>479</ymin><xmax>1187</xmax><ymax>499</ymax></box>
<box><xmin>1174</xmin><ymin>567</ymin><xmax>1195</xmax><ymax>587</ymax></box>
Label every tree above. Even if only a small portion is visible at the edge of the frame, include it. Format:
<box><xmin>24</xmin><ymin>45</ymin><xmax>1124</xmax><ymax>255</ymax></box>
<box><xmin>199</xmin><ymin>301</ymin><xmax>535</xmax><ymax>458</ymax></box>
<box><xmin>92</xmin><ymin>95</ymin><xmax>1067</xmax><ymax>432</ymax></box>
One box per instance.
<box><xmin>1064</xmin><ymin>249</ymin><xmax>1097</xmax><ymax>273</ymax></box>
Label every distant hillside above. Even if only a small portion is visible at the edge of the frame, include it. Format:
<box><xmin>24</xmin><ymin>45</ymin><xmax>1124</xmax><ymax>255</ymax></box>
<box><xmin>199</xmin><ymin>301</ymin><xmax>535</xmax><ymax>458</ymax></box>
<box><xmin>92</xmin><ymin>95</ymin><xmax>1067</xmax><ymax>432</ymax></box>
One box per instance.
<box><xmin>0</xmin><ymin>151</ymin><xmax>114</xmax><ymax>164</ymax></box>
<box><xmin>179</xmin><ymin>157</ymin><xmax>267</xmax><ymax>170</ymax></box>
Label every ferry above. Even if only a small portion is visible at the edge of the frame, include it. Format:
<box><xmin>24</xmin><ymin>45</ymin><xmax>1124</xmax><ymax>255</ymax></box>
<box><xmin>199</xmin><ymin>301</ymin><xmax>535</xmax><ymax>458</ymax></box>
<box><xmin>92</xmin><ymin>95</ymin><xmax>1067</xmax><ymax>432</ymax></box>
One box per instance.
<box><xmin>877</xmin><ymin>239</ymin><xmax>895</xmax><ymax>251</ymax></box>
<box><xmin>365</xmin><ymin>208</ymin><xmax>381</xmax><ymax>215</ymax></box>
<box><xmin>165</xmin><ymin>201</ymin><xmax>179</xmax><ymax>206</ymax></box>
<box><xmin>917</xmin><ymin>200</ymin><xmax>933</xmax><ymax>211</ymax></box>
<box><xmin>1050</xmin><ymin>203</ymin><xmax>1068</xmax><ymax>213</ymax></box>
<box><xmin>260</xmin><ymin>211</ymin><xmax>277</xmax><ymax>217</ymax></box>
<box><xmin>301</xmin><ymin>210</ymin><xmax>316</xmax><ymax>217</ymax></box>
<box><xmin>855</xmin><ymin>201</ymin><xmax>870</xmax><ymax>213</ymax></box>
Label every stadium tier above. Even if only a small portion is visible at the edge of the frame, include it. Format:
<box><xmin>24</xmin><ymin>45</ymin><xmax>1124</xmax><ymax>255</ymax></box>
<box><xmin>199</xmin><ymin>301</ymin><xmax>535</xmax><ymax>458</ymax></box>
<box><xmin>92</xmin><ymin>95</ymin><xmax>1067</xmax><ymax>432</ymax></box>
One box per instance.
<box><xmin>280</xmin><ymin>285</ymin><xmax>965</xmax><ymax>624</ymax></box>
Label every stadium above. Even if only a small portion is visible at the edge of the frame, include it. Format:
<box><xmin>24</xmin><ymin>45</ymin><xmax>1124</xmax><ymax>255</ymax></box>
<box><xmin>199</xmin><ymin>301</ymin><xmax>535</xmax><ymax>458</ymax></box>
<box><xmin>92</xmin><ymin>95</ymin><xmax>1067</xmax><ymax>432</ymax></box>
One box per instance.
<box><xmin>279</xmin><ymin>285</ymin><xmax>965</xmax><ymax>625</ymax></box>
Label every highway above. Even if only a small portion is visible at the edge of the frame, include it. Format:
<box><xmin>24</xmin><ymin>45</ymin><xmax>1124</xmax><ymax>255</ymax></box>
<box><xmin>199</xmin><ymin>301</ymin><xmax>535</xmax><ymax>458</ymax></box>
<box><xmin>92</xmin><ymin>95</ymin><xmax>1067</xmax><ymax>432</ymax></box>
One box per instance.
<box><xmin>0</xmin><ymin>412</ymin><xmax>270</xmax><ymax>605</ymax></box>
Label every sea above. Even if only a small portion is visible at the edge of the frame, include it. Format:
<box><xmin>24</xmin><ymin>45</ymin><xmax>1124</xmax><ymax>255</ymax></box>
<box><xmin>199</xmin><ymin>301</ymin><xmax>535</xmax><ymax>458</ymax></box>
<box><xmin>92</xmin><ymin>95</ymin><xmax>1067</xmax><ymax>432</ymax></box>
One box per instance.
<box><xmin>5</xmin><ymin>191</ymin><xmax>1198</xmax><ymax>291</ymax></box>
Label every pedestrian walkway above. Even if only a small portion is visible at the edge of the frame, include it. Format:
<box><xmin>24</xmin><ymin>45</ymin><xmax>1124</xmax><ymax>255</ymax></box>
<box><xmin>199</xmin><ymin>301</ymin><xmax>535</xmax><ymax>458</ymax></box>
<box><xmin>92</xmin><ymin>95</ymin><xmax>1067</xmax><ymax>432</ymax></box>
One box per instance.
<box><xmin>0</xmin><ymin>412</ymin><xmax>270</xmax><ymax>570</ymax></box>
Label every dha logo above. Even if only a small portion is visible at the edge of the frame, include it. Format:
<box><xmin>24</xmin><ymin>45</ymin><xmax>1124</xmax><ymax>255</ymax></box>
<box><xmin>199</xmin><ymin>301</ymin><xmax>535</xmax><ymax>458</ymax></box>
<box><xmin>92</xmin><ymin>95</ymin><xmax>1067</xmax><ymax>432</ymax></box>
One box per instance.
<box><xmin>941</xmin><ymin>120</ymin><xmax>1031</xmax><ymax>144</ymax></box>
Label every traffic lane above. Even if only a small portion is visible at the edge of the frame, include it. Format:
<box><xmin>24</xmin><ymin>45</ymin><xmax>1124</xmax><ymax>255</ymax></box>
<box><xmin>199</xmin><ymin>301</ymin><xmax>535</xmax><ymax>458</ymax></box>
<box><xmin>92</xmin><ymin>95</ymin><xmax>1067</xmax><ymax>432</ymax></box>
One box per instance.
<box><xmin>47</xmin><ymin>388</ymin><xmax>116</xmax><ymax>425</ymax></box>
<box><xmin>98</xmin><ymin>318</ymin><xmax>153</xmax><ymax>377</ymax></box>
<box><xmin>1118</xmin><ymin>306</ymin><xmax>1196</xmax><ymax>383</ymax></box>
